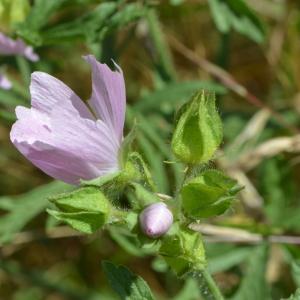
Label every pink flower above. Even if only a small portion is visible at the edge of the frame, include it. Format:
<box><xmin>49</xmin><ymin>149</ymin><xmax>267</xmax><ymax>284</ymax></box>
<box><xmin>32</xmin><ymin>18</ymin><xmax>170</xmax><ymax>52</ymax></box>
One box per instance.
<box><xmin>139</xmin><ymin>203</ymin><xmax>173</xmax><ymax>238</ymax></box>
<box><xmin>10</xmin><ymin>55</ymin><xmax>126</xmax><ymax>185</ymax></box>
<box><xmin>0</xmin><ymin>32</ymin><xmax>39</xmax><ymax>61</ymax></box>
<box><xmin>0</xmin><ymin>73</ymin><xmax>12</xmax><ymax>89</ymax></box>
<box><xmin>0</xmin><ymin>32</ymin><xmax>39</xmax><ymax>89</ymax></box>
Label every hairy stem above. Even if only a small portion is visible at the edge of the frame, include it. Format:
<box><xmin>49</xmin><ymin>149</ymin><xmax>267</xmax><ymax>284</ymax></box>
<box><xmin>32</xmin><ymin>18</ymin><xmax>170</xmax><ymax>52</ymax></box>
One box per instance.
<box><xmin>202</xmin><ymin>269</ymin><xmax>224</xmax><ymax>300</ymax></box>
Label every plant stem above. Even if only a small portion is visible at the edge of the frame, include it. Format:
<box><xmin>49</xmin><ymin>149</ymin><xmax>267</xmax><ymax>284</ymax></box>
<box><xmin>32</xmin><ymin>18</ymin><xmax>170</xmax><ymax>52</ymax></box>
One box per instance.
<box><xmin>202</xmin><ymin>269</ymin><xmax>224</xmax><ymax>300</ymax></box>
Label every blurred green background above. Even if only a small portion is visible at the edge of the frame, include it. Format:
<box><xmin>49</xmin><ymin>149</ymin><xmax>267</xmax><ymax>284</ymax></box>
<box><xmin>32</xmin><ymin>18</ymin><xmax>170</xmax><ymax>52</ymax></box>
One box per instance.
<box><xmin>1</xmin><ymin>0</ymin><xmax>300</xmax><ymax>299</ymax></box>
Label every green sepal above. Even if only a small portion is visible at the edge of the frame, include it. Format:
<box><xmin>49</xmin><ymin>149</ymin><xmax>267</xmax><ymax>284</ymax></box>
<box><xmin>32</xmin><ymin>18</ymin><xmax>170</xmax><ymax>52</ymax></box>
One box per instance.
<box><xmin>171</xmin><ymin>90</ymin><xmax>223</xmax><ymax>164</ymax></box>
<box><xmin>127</xmin><ymin>152</ymin><xmax>155</xmax><ymax>190</ymax></box>
<box><xmin>80</xmin><ymin>171</ymin><xmax>122</xmax><ymax>188</ymax></box>
<box><xmin>119</xmin><ymin>121</ymin><xmax>137</xmax><ymax>168</ymax></box>
<box><xmin>126</xmin><ymin>182</ymin><xmax>161</xmax><ymax>209</ymax></box>
<box><xmin>80</xmin><ymin>162</ymin><xmax>139</xmax><ymax>199</ymax></box>
<box><xmin>159</xmin><ymin>226</ymin><xmax>206</xmax><ymax>276</ymax></box>
<box><xmin>181</xmin><ymin>169</ymin><xmax>242</xmax><ymax>218</ymax></box>
<box><xmin>48</xmin><ymin>186</ymin><xmax>112</xmax><ymax>234</ymax></box>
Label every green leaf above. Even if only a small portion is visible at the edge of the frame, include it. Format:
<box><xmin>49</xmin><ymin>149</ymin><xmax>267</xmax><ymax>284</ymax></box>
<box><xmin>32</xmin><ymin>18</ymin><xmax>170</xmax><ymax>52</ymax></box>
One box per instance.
<box><xmin>181</xmin><ymin>169</ymin><xmax>241</xmax><ymax>218</ymax></box>
<box><xmin>47</xmin><ymin>209</ymin><xmax>107</xmax><ymax>234</ymax></box>
<box><xmin>232</xmin><ymin>245</ymin><xmax>270</xmax><ymax>300</ymax></box>
<box><xmin>146</xmin><ymin>9</ymin><xmax>176</xmax><ymax>82</ymax></box>
<box><xmin>0</xmin><ymin>181</ymin><xmax>70</xmax><ymax>244</ymax></box>
<box><xmin>16</xmin><ymin>0</ymin><xmax>69</xmax><ymax>44</ymax></box>
<box><xmin>48</xmin><ymin>186</ymin><xmax>111</xmax><ymax>234</ymax></box>
<box><xmin>135</xmin><ymin>80</ymin><xmax>226</xmax><ymax>113</ymax></box>
<box><xmin>50</xmin><ymin>186</ymin><xmax>110</xmax><ymax>213</ymax></box>
<box><xmin>105</xmin><ymin>3</ymin><xmax>146</xmax><ymax>34</ymax></box>
<box><xmin>208</xmin><ymin>246</ymin><xmax>253</xmax><ymax>274</ymax></box>
<box><xmin>171</xmin><ymin>91</ymin><xmax>223</xmax><ymax>164</ymax></box>
<box><xmin>41</xmin><ymin>2</ymin><xmax>117</xmax><ymax>44</ymax></box>
<box><xmin>160</xmin><ymin>227</ymin><xmax>206</xmax><ymax>275</ymax></box>
<box><xmin>208</xmin><ymin>0</ymin><xmax>265</xmax><ymax>44</ymax></box>
<box><xmin>291</xmin><ymin>259</ymin><xmax>300</xmax><ymax>288</ymax></box>
<box><xmin>102</xmin><ymin>261</ymin><xmax>155</xmax><ymax>300</ymax></box>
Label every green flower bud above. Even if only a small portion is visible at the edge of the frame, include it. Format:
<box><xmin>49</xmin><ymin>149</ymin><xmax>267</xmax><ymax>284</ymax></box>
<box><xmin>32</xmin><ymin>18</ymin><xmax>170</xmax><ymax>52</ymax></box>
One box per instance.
<box><xmin>171</xmin><ymin>90</ymin><xmax>222</xmax><ymax>164</ymax></box>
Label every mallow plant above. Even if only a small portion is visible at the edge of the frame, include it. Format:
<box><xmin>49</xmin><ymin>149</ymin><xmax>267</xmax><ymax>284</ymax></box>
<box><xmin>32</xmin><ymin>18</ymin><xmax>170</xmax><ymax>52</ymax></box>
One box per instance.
<box><xmin>10</xmin><ymin>55</ymin><xmax>241</xmax><ymax>299</ymax></box>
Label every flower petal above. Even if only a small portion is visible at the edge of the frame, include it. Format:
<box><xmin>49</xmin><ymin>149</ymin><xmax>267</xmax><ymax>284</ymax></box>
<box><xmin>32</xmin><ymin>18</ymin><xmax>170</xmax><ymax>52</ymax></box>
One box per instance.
<box><xmin>0</xmin><ymin>32</ymin><xmax>39</xmax><ymax>61</ymax></box>
<box><xmin>10</xmin><ymin>102</ymin><xmax>119</xmax><ymax>185</ymax></box>
<box><xmin>0</xmin><ymin>73</ymin><xmax>12</xmax><ymax>89</ymax></box>
<box><xmin>30</xmin><ymin>71</ymin><xmax>94</xmax><ymax>120</ymax></box>
<box><xmin>84</xmin><ymin>55</ymin><xmax>126</xmax><ymax>142</ymax></box>
<box><xmin>139</xmin><ymin>203</ymin><xmax>173</xmax><ymax>238</ymax></box>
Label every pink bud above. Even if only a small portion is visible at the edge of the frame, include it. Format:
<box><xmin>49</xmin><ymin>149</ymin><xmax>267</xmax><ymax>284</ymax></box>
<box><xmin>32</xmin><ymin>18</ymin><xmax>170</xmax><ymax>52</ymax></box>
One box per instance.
<box><xmin>139</xmin><ymin>202</ymin><xmax>173</xmax><ymax>238</ymax></box>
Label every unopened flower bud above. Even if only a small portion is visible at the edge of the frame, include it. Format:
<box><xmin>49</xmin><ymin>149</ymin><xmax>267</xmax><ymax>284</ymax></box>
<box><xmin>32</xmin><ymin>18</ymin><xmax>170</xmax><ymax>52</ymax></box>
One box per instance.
<box><xmin>139</xmin><ymin>202</ymin><xmax>173</xmax><ymax>238</ymax></box>
<box><xmin>171</xmin><ymin>90</ymin><xmax>223</xmax><ymax>164</ymax></box>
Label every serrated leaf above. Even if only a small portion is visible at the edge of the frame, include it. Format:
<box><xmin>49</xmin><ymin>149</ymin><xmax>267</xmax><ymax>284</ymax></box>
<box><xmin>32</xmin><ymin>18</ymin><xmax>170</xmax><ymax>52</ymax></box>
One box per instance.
<box><xmin>102</xmin><ymin>261</ymin><xmax>155</xmax><ymax>300</ymax></box>
<box><xmin>48</xmin><ymin>186</ymin><xmax>111</xmax><ymax>234</ymax></box>
<box><xmin>181</xmin><ymin>169</ymin><xmax>241</xmax><ymax>218</ymax></box>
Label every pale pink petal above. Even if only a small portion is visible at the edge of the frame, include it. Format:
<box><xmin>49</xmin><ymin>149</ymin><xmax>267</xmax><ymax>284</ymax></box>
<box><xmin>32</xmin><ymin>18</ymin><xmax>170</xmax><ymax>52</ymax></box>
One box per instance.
<box><xmin>0</xmin><ymin>32</ymin><xmax>39</xmax><ymax>62</ymax></box>
<box><xmin>30</xmin><ymin>72</ymin><xmax>94</xmax><ymax>120</ymax></box>
<box><xmin>0</xmin><ymin>73</ymin><xmax>12</xmax><ymax>89</ymax></box>
<box><xmin>84</xmin><ymin>55</ymin><xmax>126</xmax><ymax>142</ymax></box>
<box><xmin>10</xmin><ymin>101</ymin><xmax>119</xmax><ymax>185</ymax></box>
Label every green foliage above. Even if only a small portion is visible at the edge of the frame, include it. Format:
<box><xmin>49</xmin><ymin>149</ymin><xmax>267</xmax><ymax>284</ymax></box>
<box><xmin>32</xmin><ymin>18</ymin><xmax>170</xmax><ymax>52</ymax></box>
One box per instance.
<box><xmin>173</xmin><ymin>278</ymin><xmax>200</xmax><ymax>300</ymax></box>
<box><xmin>207</xmin><ymin>245</ymin><xmax>253</xmax><ymax>274</ymax></box>
<box><xmin>181</xmin><ymin>169</ymin><xmax>240</xmax><ymax>218</ymax></box>
<box><xmin>171</xmin><ymin>91</ymin><xmax>223</xmax><ymax>164</ymax></box>
<box><xmin>2</xmin><ymin>0</ymin><xmax>296</xmax><ymax>298</ymax></box>
<box><xmin>0</xmin><ymin>0</ymin><xmax>30</xmax><ymax>30</ymax></box>
<box><xmin>135</xmin><ymin>80</ymin><xmax>227</xmax><ymax>114</ymax></box>
<box><xmin>160</xmin><ymin>227</ymin><xmax>206</xmax><ymax>275</ymax></box>
<box><xmin>16</xmin><ymin>0</ymin><xmax>68</xmax><ymax>44</ymax></box>
<box><xmin>17</xmin><ymin>1</ymin><xmax>145</xmax><ymax>46</ymax></box>
<box><xmin>286</xmin><ymin>288</ymin><xmax>300</xmax><ymax>300</ymax></box>
<box><xmin>208</xmin><ymin>0</ymin><xmax>265</xmax><ymax>43</ymax></box>
<box><xmin>232</xmin><ymin>245</ymin><xmax>270</xmax><ymax>300</ymax></box>
<box><xmin>48</xmin><ymin>187</ymin><xmax>111</xmax><ymax>234</ymax></box>
<box><xmin>102</xmin><ymin>261</ymin><xmax>155</xmax><ymax>300</ymax></box>
<box><xmin>40</xmin><ymin>2</ymin><xmax>118</xmax><ymax>44</ymax></box>
<box><xmin>0</xmin><ymin>181</ymin><xmax>70</xmax><ymax>244</ymax></box>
